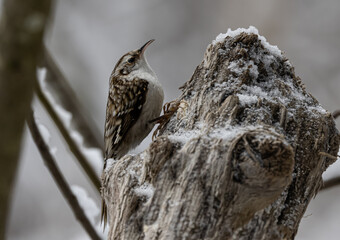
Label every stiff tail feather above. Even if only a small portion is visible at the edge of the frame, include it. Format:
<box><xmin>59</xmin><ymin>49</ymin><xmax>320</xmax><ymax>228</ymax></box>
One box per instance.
<box><xmin>101</xmin><ymin>199</ymin><xmax>107</xmax><ymax>231</ymax></box>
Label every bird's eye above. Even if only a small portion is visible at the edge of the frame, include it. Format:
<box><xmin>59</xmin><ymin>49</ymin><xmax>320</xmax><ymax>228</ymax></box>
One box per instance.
<box><xmin>127</xmin><ymin>57</ymin><xmax>135</xmax><ymax>63</ymax></box>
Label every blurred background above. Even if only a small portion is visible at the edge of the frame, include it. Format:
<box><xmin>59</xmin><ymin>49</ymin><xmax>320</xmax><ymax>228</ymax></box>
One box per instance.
<box><xmin>3</xmin><ymin>0</ymin><xmax>340</xmax><ymax>239</ymax></box>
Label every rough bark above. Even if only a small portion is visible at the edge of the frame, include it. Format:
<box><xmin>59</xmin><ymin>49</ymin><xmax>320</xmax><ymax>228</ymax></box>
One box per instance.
<box><xmin>0</xmin><ymin>1</ymin><xmax>52</xmax><ymax>239</ymax></box>
<box><xmin>102</xmin><ymin>30</ymin><xmax>340</xmax><ymax>240</ymax></box>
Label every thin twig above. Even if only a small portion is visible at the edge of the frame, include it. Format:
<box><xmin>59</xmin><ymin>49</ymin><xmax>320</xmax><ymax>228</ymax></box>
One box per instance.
<box><xmin>319</xmin><ymin>110</ymin><xmax>340</xmax><ymax>190</ymax></box>
<box><xmin>319</xmin><ymin>152</ymin><xmax>340</xmax><ymax>191</ymax></box>
<box><xmin>35</xmin><ymin>79</ymin><xmax>101</xmax><ymax>192</ymax></box>
<box><xmin>320</xmin><ymin>110</ymin><xmax>340</xmax><ymax>191</ymax></box>
<box><xmin>27</xmin><ymin>110</ymin><xmax>102</xmax><ymax>240</ymax></box>
<box><xmin>321</xmin><ymin>176</ymin><xmax>340</xmax><ymax>191</ymax></box>
<box><xmin>40</xmin><ymin>46</ymin><xmax>103</xmax><ymax>150</ymax></box>
<box><xmin>319</xmin><ymin>152</ymin><xmax>338</xmax><ymax>160</ymax></box>
<box><xmin>333</xmin><ymin>110</ymin><xmax>340</xmax><ymax>119</ymax></box>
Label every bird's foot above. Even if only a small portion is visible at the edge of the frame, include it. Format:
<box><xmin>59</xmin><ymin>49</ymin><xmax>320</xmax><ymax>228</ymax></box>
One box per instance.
<box><xmin>150</xmin><ymin>100</ymin><xmax>188</xmax><ymax>140</ymax></box>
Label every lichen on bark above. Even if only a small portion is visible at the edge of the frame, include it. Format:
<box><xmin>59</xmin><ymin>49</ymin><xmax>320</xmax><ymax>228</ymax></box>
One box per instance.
<box><xmin>102</xmin><ymin>27</ymin><xmax>339</xmax><ymax>240</ymax></box>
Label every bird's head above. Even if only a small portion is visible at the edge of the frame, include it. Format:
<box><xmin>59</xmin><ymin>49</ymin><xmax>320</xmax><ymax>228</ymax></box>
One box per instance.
<box><xmin>112</xmin><ymin>39</ymin><xmax>155</xmax><ymax>77</ymax></box>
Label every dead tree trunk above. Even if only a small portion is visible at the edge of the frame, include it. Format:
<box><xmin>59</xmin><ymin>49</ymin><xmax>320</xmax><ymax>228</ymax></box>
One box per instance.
<box><xmin>102</xmin><ymin>28</ymin><xmax>339</xmax><ymax>240</ymax></box>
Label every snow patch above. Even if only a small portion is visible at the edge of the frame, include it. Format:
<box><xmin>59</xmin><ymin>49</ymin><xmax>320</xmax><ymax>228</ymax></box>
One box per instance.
<box><xmin>167</xmin><ymin>124</ymin><xmax>269</xmax><ymax>146</ymax></box>
<box><xmin>139</xmin><ymin>151</ymin><xmax>147</xmax><ymax>160</ymax></box>
<box><xmin>134</xmin><ymin>182</ymin><xmax>155</xmax><ymax>200</ymax></box>
<box><xmin>71</xmin><ymin>185</ymin><xmax>99</xmax><ymax>225</ymax></box>
<box><xmin>167</xmin><ymin>129</ymin><xmax>201</xmax><ymax>144</ymax></box>
<box><xmin>126</xmin><ymin>160</ymin><xmax>143</xmax><ymax>184</ymax></box>
<box><xmin>37</xmin><ymin>122</ymin><xmax>51</xmax><ymax>143</ymax></box>
<box><xmin>213</xmin><ymin>26</ymin><xmax>282</xmax><ymax>57</ymax></box>
<box><xmin>236</xmin><ymin>94</ymin><xmax>258</xmax><ymax>105</ymax></box>
<box><xmin>104</xmin><ymin>158</ymin><xmax>116</xmax><ymax>172</ymax></box>
<box><xmin>50</xmin><ymin>147</ymin><xmax>58</xmax><ymax>156</ymax></box>
<box><xmin>55</xmin><ymin>105</ymin><xmax>72</xmax><ymax>128</ymax></box>
<box><xmin>228</xmin><ymin>60</ymin><xmax>259</xmax><ymax>79</ymax></box>
<box><xmin>37</xmin><ymin>68</ymin><xmax>72</xmax><ymax>128</ymax></box>
<box><xmin>33</xmin><ymin>113</ymin><xmax>58</xmax><ymax>156</ymax></box>
<box><xmin>70</xmin><ymin>131</ymin><xmax>103</xmax><ymax>175</ymax></box>
<box><xmin>71</xmin><ymin>185</ymin><xmax>107</xmax><ymax>238</ymax></box>
<box><xmin>37</xmin><ymin>68</ymin><xmax>47</xmax><ymax>87</ymax></box>
<box><xmin>308</xmin><ymin>105</ymin><xmax>328</xmax><ymax>115</ymax></box>
<box><xmin>209</xmin><ymin>125</ymin><xmax>261</xmax><ymax>141</ymax></box>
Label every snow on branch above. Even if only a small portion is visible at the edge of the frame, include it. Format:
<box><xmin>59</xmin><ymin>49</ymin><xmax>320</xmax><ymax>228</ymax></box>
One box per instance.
<box><xmin>27</xmin><ymin>110</ymin><xmax>102</xmax><ymax>240</ymax></box>
<box><xmin>40</xmin><ymin>46</ymin><xmax>103</xmax><ymax>149</ymax></box>
<box><xmin>36</xmin><ymin>68</ymin><xmax>102</xmax><ymax>192</ymax></box>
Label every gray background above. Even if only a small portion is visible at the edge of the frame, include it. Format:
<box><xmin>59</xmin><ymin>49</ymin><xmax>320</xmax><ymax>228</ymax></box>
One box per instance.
<box><xmin>4</xmin><ymin>0</ymin><xmax>340</xmax><ymax>239</ymax></box>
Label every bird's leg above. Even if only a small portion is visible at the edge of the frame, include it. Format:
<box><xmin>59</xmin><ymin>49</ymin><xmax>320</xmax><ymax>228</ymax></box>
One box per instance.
<box><xmin>150</xmin><ymin>100</ymin><xmax>181</xmax><ymax>140</ymax></box>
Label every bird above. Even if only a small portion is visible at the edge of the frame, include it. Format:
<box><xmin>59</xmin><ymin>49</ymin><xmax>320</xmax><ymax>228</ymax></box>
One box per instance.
<box><xmin>101</xmin><ymin>39</ymin><xmax>164</xmax><ymax>226</ymax></box>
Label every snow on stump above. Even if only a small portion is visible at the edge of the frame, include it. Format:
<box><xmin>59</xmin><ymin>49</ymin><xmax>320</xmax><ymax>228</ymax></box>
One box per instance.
<box><xmin>102</xmin><ymin>27</ymin><xmax>339</xmax><ymax>240</ymax></box>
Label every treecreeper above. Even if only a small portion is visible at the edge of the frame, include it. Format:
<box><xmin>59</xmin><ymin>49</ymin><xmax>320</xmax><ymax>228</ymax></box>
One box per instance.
<box><xmin>101</xmin><ymin>40</ymin><xmax>164</xmax><ymax>226</ymax></box>
<box><xmin>101</xmin><ymin>27</ymin><xmax>339</xmax><ymax>240</ymax></box>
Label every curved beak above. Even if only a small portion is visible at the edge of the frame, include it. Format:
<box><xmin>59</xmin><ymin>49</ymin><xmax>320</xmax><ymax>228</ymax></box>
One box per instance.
<box><xmin>139</xmin><ymin>39</ymin><xmax>155</xmax><ymax>56</ymax></box>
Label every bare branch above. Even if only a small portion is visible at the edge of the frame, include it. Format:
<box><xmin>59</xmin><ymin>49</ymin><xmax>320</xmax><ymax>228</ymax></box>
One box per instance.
<box><xmin>319</xmin><ymin>111</ymin><xmax>340</xmax><ymax>191</ymax></box>
<box><xmin>35</xmin><ymin>79</ymin><xmax>101</xmax><ymax>192</ymax></box>
<box><xmin>319</xmin><ymin>152</ymin><xmax>340</xmax><ymax>191</ymax></box>
<box><xmin>319</xmin><ymin>151</ymin><xmax>338</xmax><ymax>160</ymax></box>
<box><xmin>27</xmin><ymin>110</ymin><xmax>102</xmax><ymax>240</ymax></box>
<box><xmin>40</xmin><ymin>46</ymin><xmax>103</xmax><ymax>150</ymax></box>
<box><xmin>321</xmin><ymin>176</ymin><xmax>340</xmax><ymax>191</ymax></box>
<box><xmin>333</xmin><ymin>110</ymin><xmax>340</xmax><ymax>119</ymax></box>
<box><xmin>0</xmin><ymin>0</ymin><xmax>52</xmax><ymax>239</ymax></box>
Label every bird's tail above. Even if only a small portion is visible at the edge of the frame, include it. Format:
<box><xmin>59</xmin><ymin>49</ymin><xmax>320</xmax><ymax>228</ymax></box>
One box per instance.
<box><xmin>101</xmin><ymin>198</ymin><xmax>107</xmax><ymax>230</ymax></box>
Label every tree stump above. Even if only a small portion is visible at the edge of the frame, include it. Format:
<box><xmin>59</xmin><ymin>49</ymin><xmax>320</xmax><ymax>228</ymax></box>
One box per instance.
<box><xmin>102</xmin><ymin>27</ymin><xmax>339</xmax><ymax>240</ymax></box>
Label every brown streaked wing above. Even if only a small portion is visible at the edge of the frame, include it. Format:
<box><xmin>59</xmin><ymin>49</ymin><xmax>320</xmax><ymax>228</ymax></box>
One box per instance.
<box><xmin>104</xmin><ymin>77</ymin><xmax>148</xmax><ymax>159</ymax></box>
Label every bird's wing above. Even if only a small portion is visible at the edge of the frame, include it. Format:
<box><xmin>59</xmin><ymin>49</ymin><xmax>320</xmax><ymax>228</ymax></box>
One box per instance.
<box><xmin>104</xmin><ymin>77</ymin><xmax>148</xmax><ymax>160</ymax></box>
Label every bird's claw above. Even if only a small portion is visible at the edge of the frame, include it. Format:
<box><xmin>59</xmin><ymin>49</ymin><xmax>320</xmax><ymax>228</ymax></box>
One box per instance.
<box><xmin>151</xmin><ymin>100</ymin><xmax>185</xmax><ymax>140</ymax></box>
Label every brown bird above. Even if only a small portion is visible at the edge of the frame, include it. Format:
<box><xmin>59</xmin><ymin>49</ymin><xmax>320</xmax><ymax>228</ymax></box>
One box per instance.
<box><xmin>101</xmin><ymin>39</ymin><xmax>164</xmax><ymax>226</ymax></box>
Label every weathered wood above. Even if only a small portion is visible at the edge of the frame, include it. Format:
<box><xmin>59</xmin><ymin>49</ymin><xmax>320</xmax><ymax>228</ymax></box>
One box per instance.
<box><xmin>102</xmin><ymin>28</ymin><xmax>339</xmax><ymax>240</ymax></box>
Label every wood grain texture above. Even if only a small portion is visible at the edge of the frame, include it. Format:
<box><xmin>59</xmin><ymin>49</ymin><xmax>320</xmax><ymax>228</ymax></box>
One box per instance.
<box><xmin>102</xmin><ymin>32</ymin><xmax>339</xmax><ymax>240</ymax></box>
